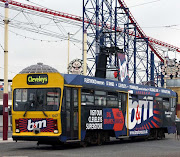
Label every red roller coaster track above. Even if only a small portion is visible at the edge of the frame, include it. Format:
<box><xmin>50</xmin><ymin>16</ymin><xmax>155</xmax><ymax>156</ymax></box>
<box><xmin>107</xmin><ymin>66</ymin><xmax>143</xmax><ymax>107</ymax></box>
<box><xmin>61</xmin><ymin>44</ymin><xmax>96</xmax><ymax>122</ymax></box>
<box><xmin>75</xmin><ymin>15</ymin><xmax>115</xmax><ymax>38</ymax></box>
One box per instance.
<box><xmin>0</xmin><ymin>0</ymin><xmax>179</xmax><ymax>62</ymax></box>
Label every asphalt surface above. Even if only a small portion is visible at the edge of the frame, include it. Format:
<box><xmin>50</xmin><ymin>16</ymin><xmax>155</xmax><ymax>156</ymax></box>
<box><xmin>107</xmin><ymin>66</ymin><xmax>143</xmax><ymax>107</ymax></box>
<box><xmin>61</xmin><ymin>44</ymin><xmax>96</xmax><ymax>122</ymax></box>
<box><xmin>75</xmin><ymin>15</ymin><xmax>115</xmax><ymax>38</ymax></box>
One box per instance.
<box><xmin>0</xmin><ymin>134</ymin><xmax>180</xmax><ymax>157</ymax></box>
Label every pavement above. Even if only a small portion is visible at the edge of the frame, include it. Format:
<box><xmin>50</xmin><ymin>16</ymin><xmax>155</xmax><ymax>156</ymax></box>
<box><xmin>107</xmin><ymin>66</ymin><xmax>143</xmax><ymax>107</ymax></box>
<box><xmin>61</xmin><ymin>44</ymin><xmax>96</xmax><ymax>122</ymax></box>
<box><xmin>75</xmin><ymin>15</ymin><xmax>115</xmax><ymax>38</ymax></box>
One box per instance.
<box><xmin>0</xmin><ymin>127</ymin><xmax>13</xmax><ymax>143</ymax></box>
<box><xmin>0</xmin><ymin>115</ymin><xmax>13</xmax><ymax>142</ymax></box>
<box><xmin>0</xmin><ymin>137</ymin><xmax>14</xmax><ymax>143</ymax></box>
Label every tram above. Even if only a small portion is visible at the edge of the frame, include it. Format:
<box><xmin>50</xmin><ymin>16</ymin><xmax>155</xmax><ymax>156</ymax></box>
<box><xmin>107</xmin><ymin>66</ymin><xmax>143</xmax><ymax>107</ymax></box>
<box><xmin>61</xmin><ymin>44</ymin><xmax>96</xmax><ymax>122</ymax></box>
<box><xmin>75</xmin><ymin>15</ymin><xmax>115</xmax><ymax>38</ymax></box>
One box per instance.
<box><xmin>12</xmin><ymin>63</ymin><xmax>176</xmax><ymax>145</ymax></box>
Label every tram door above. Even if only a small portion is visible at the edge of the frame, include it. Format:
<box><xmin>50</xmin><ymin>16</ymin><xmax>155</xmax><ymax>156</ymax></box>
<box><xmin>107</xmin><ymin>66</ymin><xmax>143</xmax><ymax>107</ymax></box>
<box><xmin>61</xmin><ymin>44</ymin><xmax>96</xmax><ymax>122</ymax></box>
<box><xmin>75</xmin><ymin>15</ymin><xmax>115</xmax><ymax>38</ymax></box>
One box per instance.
<box><xmin>65</xmin><ymin>87</ymin><xmax>79</xmax><ymax>139</ymax></box>
<box><xmin>155</xmin><ymin>97</ymin><xmax>163</xmax><ymax>126</ymax></box>
<box><xmin>121</xmin><ymin>93</ymin><xmax>127</xmax><ymax>114</ymax></box>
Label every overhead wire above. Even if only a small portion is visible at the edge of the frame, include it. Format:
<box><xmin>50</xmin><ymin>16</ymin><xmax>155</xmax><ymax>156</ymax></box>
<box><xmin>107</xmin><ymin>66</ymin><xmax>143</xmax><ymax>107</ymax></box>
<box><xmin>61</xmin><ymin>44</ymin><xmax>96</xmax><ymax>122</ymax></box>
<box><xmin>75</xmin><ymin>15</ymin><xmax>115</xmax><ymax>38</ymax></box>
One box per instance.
<box><xmin>25</xmin><ymin>0</ymin><xmax>52</xmax><ymax>11</ymax></box>
<box><xmin>40</xmin><ymin>18</ymin><xmax>53</xmax><ymax>30</ymax></box>
<box><xmin>0</xmin><ymin>23</ymin><xmax>80</xmax><ymax>42</ymax></box>
<box><xmin>8</xmin><ymin>29</ymin><xmax>63</xmax><ymax>43</ymax></box>
<box><xmin>23</xmin><ymin>0</ymin><xmax>82</xmax><ymax>26</ymax></box>
<box><xmin>128</xmin><ymin>0</ymin><xmax>180</xmax><ymax>31</ymax></box>
<box><xmin>0</xmin><ymin>2</ymin><xmax>82</xmax><ymax>27</ymax></box>
<box><xmin>53</xmin><ymin>17</ymin><xmax>67</xmax><ymax>37</ymax></box>
<box><xmin>10</xmin><ymin>10</ymin><xmax>22</xmax><ymax>21</ymax></box>
<box><xmin>0</xmin><ymin>1</ymin><xmax>82</xmax><ymax>44</ymax></box>
<box><xmin>142</xmin><ymin>24</ymin><xmax>180</xmax><ymax>29</ymax></box>
<box><xmin>0</xmin><ymin>16</ymin><xmax>82</xmax><ymax>43</ymax></box>
<box><xmin>0</xmin><ymin>42</ymin><xmax>4</xmax><ymax>51</ymax></box>
<box><xmin>0</xmin><ymin>66</ymin><xmax>18</xmax><ymax>74</ymax></box>
<box><xmin>22</xmin><ymin>11</ymin><xmax>39</xmax><ymax>33</ymax></box>
<box><xmin>129</xmin><ymin>0</ymin><xmax>161</xmax><ymax>8</ymax></box>
<box><xmin>71</xmin><ymin>26</ymin><xmax>82</xmax><ymax>38</ymax></box>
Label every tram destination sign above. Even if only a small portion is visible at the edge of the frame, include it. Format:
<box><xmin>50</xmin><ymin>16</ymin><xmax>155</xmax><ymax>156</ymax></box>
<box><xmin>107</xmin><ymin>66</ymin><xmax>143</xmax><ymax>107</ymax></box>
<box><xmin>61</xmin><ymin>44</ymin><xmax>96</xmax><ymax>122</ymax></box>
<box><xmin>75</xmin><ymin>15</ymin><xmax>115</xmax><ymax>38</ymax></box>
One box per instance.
<box><xmin>27</xmin><ymin>74</ymin><xmax>48</xmax><ymax>85</ymax></box>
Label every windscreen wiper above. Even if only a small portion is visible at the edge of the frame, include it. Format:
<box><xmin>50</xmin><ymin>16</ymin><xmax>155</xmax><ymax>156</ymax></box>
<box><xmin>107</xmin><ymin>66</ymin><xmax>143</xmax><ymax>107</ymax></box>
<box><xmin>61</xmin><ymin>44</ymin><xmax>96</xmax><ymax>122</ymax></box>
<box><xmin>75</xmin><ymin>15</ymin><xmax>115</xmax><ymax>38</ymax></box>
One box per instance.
<box><xmin>23</xmin><ymin>101</ymin><xmax>32</xmax><ymax>117</ymax></box>
<box><xmin>36</xmin><ymin>90</ymin><xmax>48</xmax><ymax>117</ymax></box>
<box><xmin>41</xmin><ymin>103</ymin><xmax>48</xmax><ymax>117</ymax></box>
<box><xmin>42</xmin><ymin>110</ymin><xmax>48</xmax><ymax>117</ymax></box>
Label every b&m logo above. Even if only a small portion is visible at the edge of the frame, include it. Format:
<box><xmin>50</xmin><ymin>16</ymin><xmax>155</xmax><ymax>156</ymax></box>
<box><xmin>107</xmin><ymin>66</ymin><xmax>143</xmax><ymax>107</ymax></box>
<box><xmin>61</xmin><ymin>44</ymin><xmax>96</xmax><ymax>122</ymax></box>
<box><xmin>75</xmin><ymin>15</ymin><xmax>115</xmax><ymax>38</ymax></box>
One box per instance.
<box><xmin>127</xmin><ymin>98</ymin><xmax>153</xmax><ymax>129</ymax></box>
<box><xmin>27</xmin><ymin>119</ymin><xmax>47</xmax><ymax>131</ymax></box>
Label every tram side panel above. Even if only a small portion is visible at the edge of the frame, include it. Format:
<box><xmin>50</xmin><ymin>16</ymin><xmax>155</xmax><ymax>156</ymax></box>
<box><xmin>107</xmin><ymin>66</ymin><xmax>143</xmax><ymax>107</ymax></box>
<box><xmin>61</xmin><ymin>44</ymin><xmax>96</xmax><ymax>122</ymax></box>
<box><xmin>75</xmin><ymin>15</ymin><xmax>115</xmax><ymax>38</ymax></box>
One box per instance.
<box><xmin>128</xmin><ymin>95</ymin><xmax>156</xmax><ymax>137</ymax></box>
<box><xmin>81</xmin><ymin>95</ymin><xmax>176</xmax><ymax>140</ymax></box>
<box><xmin>81</xmin><ymin>105</ymin><xmax>128</xmax><ymax>140</ymax></box>
<box><xmin>81</xmin><ymin>95</ymin><xmax>154</xmax><ymax>139</ymax></box>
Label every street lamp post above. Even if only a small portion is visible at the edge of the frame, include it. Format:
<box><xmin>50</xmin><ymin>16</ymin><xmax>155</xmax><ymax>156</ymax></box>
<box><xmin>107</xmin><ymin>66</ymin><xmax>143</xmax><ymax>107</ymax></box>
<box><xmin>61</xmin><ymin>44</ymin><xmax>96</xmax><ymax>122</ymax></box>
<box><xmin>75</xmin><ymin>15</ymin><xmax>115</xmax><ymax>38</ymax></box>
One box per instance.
<box><xmin>3</xmin><ymin>0</ymin><xmax>9</xmax><ymax>140</ymax></box>
<box><xmin>67</xmin><ymin>33</ymin><xmax>70</xmax><ymax>74</ymax></box>
<box><xmin>164</xmin><ymin>59</ymin><xmax>167</xmax><ymax>88</ymax></box>
<box><xmin>83</xmin><ymin>30</ymin><xmax>87</xmax><ymax>75</ymax></box>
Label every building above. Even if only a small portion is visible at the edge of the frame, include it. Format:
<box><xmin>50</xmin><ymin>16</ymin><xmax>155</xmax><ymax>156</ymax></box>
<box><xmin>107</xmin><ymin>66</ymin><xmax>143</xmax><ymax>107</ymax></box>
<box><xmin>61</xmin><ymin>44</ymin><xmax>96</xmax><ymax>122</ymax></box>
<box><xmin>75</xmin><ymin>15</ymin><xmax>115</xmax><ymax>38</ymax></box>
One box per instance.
<box><xmin>167</xmin><ymin>79</ymin><xmax>180</xmax><ymax>118</ymax></box>
<box><xmin>0</xmin><ymin>82</ymin><xmax>12</xmax><ymax>115</ymax></box>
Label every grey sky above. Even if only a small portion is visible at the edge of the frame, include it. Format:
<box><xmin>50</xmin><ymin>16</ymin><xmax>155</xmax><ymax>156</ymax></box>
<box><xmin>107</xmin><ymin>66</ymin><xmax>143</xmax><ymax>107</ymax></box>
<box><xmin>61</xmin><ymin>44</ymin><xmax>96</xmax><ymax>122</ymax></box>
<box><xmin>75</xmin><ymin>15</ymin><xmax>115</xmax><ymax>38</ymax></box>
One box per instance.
<box><xmin>0</xmin><ymin>0</ymin><xmax>180</xmax><ymax>79</ymax></box>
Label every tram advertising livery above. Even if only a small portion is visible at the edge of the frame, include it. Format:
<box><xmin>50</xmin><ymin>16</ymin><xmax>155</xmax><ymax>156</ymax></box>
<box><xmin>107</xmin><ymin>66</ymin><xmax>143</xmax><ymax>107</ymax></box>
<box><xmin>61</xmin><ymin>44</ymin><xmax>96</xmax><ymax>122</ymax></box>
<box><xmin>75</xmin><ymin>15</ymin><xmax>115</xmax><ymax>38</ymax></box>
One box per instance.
<box><xmin>12</xmin><ymin>63</ymin><xmax>176</xmax><ymax>145</ymax></box>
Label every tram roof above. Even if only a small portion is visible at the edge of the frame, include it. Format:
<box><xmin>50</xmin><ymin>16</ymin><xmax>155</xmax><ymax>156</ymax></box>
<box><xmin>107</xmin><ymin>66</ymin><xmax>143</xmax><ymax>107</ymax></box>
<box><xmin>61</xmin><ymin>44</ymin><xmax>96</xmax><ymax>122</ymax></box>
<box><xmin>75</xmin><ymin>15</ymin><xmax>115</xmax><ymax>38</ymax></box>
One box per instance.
<box><xmin>63</xmin><ymin>74</ymin><xmax>176</xmax><ymax>97</ymax></box>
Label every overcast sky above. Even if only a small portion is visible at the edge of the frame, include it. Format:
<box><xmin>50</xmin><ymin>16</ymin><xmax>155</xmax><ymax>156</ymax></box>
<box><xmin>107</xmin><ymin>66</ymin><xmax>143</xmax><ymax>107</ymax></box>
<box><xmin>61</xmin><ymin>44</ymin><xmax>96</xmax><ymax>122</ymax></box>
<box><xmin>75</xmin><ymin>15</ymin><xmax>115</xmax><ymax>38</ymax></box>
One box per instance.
<box><xmin>0</xmin><ymin>0</ymin><xmax>180</xmax><ymax>79</ymax></box>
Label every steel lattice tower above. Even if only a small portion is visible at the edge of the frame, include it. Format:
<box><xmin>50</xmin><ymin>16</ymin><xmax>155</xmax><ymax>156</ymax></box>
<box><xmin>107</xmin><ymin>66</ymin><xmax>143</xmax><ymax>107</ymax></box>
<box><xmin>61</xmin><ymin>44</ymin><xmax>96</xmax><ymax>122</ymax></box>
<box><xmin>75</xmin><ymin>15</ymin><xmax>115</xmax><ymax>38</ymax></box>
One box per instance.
<box><xmin>1</xmin><ymin>0</ymin><xmax>180</xmax><ymax>86</ymax></box>
<box><xmin>83</xmin><ymin>0</ymin><xmax>161</xmax><ymax>85</ymax></box>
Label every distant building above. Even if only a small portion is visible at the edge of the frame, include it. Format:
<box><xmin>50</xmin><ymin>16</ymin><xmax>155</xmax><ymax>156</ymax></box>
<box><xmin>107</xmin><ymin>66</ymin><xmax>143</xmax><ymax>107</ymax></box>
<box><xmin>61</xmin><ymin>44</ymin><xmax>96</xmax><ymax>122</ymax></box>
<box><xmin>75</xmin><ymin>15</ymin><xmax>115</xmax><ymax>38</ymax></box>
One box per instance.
<box><xmin>0</xmin><ymin>82</ymin><xmax>12</xmax><ymax>115</ymax></box>
<box><xmin>167</xmin><ymin>79</ymin><xmax>180</xmax><ymax>118</ymax></box>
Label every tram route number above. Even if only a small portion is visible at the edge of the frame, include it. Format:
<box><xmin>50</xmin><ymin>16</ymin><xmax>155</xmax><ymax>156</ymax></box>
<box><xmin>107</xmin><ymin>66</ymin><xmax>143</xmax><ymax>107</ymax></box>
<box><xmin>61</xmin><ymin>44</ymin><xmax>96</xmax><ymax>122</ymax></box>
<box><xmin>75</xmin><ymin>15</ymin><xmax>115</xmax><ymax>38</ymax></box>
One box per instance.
<box><xmin>51</xmin><ymin>114</ymin><xmax>58</xmax><ymax>117</ymax></box>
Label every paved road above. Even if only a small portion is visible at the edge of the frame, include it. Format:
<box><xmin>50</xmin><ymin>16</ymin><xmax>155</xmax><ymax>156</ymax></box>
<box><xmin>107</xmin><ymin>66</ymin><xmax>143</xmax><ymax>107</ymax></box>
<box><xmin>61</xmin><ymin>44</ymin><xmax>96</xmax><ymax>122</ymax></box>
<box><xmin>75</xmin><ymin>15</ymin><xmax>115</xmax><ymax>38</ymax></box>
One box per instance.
<box><xmin>0</xmin><ymin>134</ymin><xmax>180</xmax><ymax>157</ymax></box>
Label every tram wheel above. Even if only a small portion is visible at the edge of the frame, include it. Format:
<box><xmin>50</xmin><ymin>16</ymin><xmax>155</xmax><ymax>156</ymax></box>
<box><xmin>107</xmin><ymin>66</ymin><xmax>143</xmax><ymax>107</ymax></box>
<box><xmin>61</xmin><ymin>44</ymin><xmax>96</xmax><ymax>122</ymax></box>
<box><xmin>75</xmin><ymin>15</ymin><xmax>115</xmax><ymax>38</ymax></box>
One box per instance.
<box><xmin>97</xmin><ymin>133</ymin><xmax>103</xmax><ymax>146</ymax></box>
<box><xmin>80</xmin><ymin>141</ymin><xmax>88</xmax><ymax>147</ymax></box>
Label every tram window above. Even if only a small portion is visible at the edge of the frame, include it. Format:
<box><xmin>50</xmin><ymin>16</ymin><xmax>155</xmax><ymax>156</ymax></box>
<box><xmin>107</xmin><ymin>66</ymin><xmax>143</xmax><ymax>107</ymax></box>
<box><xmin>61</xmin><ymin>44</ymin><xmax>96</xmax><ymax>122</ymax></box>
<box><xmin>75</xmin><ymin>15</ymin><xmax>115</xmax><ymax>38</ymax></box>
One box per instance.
<box><xmin>107</xmin><ymin>97</ymin><xmax>118</xmax><ymax>107</ymax></box>
<box><xmin>121</xmin><ymin>93</ymin><xmax>127</xmax><ymax>112</ymax></box>
<box><xmin>62</xmin><ymin>95</ymin><xmax>65</xmax><ymax>112</ymax></box>
<box><xmin>73</xmin><ymin>112</ymin><xmax>78</xmax><ymax>130</ymax></box>
<box><xmin>155</xmin><ymin>97</ymin><xmax>162</xmax><ymax>101</ymax></box>
<box><xmin>13</xmin><ymin>88</ymin><xmax>61</xmax><ymax>111</ymax></box>
<box><xmin>81</xmin><ymin>95</ymin><xmax>94</xmax><ymax>105</ymax></box>
<box><xmin>107</xmin><ymin>92</ymin><xmax>118</xmax><ymax>108</ymax></box>
<box><xmin>130</xmin><ymin>94</ymin><xmax>138</xmax><ymax>100</ymax></box>
<box><xmin>15</xmin><ymin>89</ymin><xmax>27</xmax><ymax>102</ymax></box>
<box><xmin>66</xmin><ymin>111</ymin><xmax>70</xmax><ymax>131</ymax></box>
<box><xmin>95</xmin><ymin>96</ymin><xmax>106</xmax><ymax>106</ymax></box>
<box><xmin>107</xmin><ymin>92</ymin><xmax>118</xmax><ymax>97</ymax></box>
<box><xmin>29</xmin><ymin>93</ymin><xmax>35</xmax><ymax>101</ymax></box>
<box><xmin>15</xmin><ymin>89</ymin><xmax>21</xmax><ymax>102</ymax></box>
<box><xmin>163</xmin><ymin>98</ymin><xmax>170</xmax><ymax>110</ymax></box>
<box><xmin>95</xmin><ymin>91</ymin><xmax>106</xmax><ymax>95</ymax></box>
<box><xmin>66</xmin><ymin>89</ymin><xmax>71</xmax><ymax>109</ymax></box>
<box><xmin>73</xmin><ymin>89</ymin><xmax>78</xmax><ymax>108</ymax></box>
<box><xmin>82</xmin><ymin>88</ymin><xmax>94</xmax><ymax>94</ymax></box>
<box><xmin>118</xmin><ymin>94</ymin><xmax>122</xmax><ymax>110</ymax></box>
<box><xmin>173</xmin><ymin>98</ymin><xmax>176</xmax><ymax>108</ymax></box>
<box><xmin>94</xmin><ymin>90</ymin><xmax>106</xmax><ymax>106</ymax></box>
<box><xmin>81</xmin><ymin>88</ymin><xmax>94</xmax><ymax>105</ymax></box>
<box><xmin>147</xmin><ymin>96</ymin><xmax>153</xmax><ymax>100</ymax></box>
<box><xmin>46</xmin><ymin>92</ymin><xmax>59</xmax><ymax>110</ymax></box>
<box><xmin>170</xmin><ymin>98</ymin><xmax>173</xmax><ymax>108</ymax></box>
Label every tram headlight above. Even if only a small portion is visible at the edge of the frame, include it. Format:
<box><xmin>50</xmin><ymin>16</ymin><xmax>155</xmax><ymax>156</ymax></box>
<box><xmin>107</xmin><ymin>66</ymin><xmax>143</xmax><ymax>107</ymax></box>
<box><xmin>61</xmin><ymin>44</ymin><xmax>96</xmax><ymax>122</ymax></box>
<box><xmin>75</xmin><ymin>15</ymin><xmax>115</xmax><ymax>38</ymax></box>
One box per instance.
<box><xmin>54</xmin><ymin>130</ymin><xmax>59</xmax><ymax>134</ymax></box>
<box><xmin>15</xmin><ymin>119</ymin><xmax>20</xmax><ymax>133</ymax></box>
<box><xmin>53</xmin><ymin>119</ymin><xmax>58</xmax><ymax>134</ymax></box>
